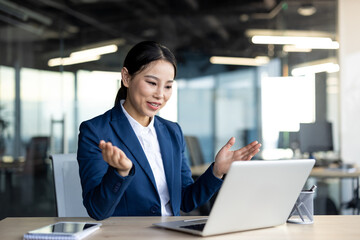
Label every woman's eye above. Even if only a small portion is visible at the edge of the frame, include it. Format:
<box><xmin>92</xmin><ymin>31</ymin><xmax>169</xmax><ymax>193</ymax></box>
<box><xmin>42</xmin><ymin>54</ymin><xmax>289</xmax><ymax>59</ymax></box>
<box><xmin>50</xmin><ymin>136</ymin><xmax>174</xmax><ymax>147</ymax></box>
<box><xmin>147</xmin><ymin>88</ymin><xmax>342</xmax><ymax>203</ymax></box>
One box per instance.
<box><xmin>147</xmin><ymin>81</ymin><xmax>156</xmax><ymax>86</ymax></box>
<box><xmin>165</xmin><ymin>85</ymin><xmax>172</xmax><ymax>89</ymax></box>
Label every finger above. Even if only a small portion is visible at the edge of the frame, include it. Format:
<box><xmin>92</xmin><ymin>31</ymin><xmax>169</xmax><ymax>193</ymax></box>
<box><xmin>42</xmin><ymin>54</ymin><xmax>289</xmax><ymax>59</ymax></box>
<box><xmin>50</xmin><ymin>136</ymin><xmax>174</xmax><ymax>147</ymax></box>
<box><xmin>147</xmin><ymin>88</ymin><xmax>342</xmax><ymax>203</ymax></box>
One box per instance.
<box><xmin>248</xmin><ymin>143</ymin><xmax>261</xmax><ymax>153</ymax></box>
<box><xmin>112</xmin><ymin>146</ymin><xmax>123</xmax><ymax>163</ymax></box>
<box><xmin>237</xmin><ymin>141</ymin><xmax>260</xmax><ymax>154</ymax></box>
<box><xmin>113</xmin><ymin>147</ymin><xmax>132</xmax><ymax>170</ymax></box>
<box><xmin>99</xmin><ymin>140</ymin><xmax>106</xmax><ymax>150</ymax></box>
<box><xmin>245</xmin><ymin>141</ymin><xmax>259</xmax><ymax>149</ymax></box>
<box><xmin>235</xmin><ymin>142</ymin><xmax>261</xmax><ymax>159</ymax></box>
<box><xmin>223</xmin><ymin>137</ymin><xmax>236</xmax><ymax>151</ymax></box>
<box><xmin>104</xmin><ymin>142</ymin><xmax>114</xmax><ymax>162</ymax></box>
<box><xmin>244</xmin><ymin>145</ymin><xmax>261</xmax><ymax>160</ymax></box>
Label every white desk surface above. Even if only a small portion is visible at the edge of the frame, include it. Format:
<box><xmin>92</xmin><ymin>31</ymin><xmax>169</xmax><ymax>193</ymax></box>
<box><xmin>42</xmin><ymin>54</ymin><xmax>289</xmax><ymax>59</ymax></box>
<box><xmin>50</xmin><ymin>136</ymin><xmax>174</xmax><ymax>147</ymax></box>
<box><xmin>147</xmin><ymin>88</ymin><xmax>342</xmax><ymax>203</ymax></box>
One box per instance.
<box><xmin>1</xmin><ymin>215</ymin><xmax>360</xmax><ymax>240</ymax></box>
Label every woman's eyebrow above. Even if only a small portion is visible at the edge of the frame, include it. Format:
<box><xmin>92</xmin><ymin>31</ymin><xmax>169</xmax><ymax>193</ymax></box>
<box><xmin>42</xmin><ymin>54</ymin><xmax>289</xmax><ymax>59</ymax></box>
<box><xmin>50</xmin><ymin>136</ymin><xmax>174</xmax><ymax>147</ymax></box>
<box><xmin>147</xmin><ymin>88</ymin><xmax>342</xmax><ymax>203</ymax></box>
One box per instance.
<box><xmin>144</xmin><ymin>75</ymin><xmax>174</xmax><ymax>83</ymax></box>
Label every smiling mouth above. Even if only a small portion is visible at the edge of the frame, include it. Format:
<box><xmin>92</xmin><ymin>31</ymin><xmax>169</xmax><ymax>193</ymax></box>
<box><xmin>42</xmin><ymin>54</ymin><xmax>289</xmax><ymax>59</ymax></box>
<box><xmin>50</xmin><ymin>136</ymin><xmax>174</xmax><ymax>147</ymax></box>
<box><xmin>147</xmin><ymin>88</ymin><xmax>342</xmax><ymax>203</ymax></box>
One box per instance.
<box><xmin>147</xmin><ymin>102</ymin><xmax>161</xmax><ymax>110</ymax></box>
<box><xmin>149</xmin><ymin>102</ymin><xmax>160</xmax><ymax>107</ymax></box>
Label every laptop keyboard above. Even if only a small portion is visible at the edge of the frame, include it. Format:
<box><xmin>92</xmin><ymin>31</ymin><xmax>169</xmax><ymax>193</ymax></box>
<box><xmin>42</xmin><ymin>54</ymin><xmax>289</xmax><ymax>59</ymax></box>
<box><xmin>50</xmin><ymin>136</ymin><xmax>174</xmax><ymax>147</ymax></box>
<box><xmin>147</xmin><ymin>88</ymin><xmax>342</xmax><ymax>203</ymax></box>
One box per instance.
<box><xmin>180</xmin><ymin>223</ymin><xmax>206</xmax><ymax>231</ymax></box>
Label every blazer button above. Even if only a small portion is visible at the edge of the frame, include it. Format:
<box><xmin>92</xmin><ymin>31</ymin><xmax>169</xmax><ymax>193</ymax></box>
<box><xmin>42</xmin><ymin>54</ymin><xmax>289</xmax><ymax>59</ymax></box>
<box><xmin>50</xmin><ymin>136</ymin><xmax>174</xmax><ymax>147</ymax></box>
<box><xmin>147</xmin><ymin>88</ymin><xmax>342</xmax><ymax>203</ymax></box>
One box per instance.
<box><xmin>150</xmin><ymin>206</ymin><xmax>158</xmax><ymax>214</ymax></box>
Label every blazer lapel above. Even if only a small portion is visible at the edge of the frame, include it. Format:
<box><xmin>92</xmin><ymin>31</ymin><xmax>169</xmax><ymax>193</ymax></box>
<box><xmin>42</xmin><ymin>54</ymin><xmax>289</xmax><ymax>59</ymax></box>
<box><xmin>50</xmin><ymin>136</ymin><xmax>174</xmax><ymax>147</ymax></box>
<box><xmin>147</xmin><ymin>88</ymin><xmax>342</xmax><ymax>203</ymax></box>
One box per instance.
<box><xmin>109</xmin><ymin>106</ymin><xmax>157</xmax><ymax>192</ymax></box>
<box><xmin>154</xmin><ymin>118</ymin><xmax>174</xmax><ymax>203</ymax></box>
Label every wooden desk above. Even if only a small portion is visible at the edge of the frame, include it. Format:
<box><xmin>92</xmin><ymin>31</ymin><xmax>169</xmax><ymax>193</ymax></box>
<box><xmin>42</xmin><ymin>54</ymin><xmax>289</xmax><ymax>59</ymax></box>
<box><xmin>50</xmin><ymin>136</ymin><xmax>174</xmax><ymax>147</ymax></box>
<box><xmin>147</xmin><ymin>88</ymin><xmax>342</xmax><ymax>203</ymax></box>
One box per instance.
<box><xmin>0</xmin><ymin>216</ymin><xmax>359</xmax><ymax>240</ymax></box>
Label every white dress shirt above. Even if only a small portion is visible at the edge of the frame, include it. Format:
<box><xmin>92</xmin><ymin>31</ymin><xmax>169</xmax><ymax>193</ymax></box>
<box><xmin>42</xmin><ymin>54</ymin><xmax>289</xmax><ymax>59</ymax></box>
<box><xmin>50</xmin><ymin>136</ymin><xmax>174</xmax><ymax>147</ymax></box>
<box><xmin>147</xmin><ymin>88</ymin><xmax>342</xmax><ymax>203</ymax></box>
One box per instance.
<box><xmin>120</xmin><ymin>100</ymin><xmax>173</xmax><ymax>216</ymax></box>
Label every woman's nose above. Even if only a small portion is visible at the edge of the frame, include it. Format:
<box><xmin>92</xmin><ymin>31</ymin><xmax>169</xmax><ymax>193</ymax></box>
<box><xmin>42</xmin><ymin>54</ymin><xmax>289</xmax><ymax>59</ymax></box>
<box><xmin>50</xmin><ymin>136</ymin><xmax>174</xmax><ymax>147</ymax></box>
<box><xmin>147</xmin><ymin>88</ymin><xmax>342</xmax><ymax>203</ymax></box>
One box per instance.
<box><xmin>154</xmin><ymin>87</ymin><xmax>164</xmax><ymax>98</ymax></box>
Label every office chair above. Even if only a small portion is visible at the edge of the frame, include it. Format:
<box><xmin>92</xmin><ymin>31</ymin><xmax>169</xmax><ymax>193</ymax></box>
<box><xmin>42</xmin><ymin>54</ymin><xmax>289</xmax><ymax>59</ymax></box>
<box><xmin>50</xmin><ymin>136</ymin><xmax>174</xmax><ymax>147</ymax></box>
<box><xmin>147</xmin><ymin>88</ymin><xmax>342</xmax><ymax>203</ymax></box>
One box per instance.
<box><xmin>184</xmin><ymin>135</ymin><xmax>215</xmax><ymax>215</ymax></box>
<box><xmin>23</xmin><ymin>136</ymin><xmax>50</xmax><ymax>176</ymax></box>
<box><xmin>50</xmin><ymin>153</ymin><xmax>89</xmax><ymax>217</ymax></box>
<box><xmin>184</xmin><ymin>135</ymin><xmax>205</xmax><ymax>166</ymax></box>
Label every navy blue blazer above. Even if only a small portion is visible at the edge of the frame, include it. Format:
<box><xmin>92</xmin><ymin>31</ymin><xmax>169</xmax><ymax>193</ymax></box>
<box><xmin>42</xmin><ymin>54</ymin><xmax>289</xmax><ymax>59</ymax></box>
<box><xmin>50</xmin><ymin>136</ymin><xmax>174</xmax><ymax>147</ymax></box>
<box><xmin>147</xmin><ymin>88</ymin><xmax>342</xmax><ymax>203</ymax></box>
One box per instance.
<box><xmin>77</xmin><ymin>104</ymin><xmax>222</xmax><ymax>220</ymax></box>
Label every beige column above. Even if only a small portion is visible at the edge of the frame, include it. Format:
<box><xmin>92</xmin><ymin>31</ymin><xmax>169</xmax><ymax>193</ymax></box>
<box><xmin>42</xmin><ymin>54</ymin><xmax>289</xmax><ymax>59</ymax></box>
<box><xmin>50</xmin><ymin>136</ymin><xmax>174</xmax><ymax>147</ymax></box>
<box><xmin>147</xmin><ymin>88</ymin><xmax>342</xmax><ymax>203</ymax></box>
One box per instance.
<box><xmin>338</xmin><ymin>0</ymin><xmax>360</xmax><ymax>165</ymax></box>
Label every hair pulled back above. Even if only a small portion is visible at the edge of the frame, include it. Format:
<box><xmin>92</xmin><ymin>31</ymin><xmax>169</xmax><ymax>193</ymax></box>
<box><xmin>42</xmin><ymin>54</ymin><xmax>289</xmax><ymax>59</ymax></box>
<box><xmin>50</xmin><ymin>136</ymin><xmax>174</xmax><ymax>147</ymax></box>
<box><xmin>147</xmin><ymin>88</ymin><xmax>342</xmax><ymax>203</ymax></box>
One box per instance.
<box><xmin>114</xmin><ymin>41</ymin><xmax>177</xmax><ymax>107</ymax></box>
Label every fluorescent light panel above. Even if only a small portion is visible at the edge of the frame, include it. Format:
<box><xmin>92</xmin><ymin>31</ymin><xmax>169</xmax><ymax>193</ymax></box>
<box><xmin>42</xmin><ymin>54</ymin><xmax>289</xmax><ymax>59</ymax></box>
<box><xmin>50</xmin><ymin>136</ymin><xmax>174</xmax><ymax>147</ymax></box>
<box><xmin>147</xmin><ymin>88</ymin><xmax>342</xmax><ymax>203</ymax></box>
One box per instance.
<box><xmin>283</xmin><ymin>45</ymin><xmax>312</xmax><ymax>52</ymax></box>
<box><xmin>48</xmin><ymin>55</ymin><xmax>101</xmax><ymax>67</ymax></box>
<box><xmin>210</xmin><ymin>56</ymin><xmax>270</xmax><ymax>66</ymax></box>
<box><xmin>48</xmin><ymin>43</ymin><xmax>118</xmax><ymax>67</ymax></box>
<box><xmin>252</xmin><ymin>35</ymin><xmax>331</xmax><ymax>45</ymax></box>
<box><xmin>70</xmin><ymin>44</ymin><xmax>118</xmax><ymax>58</ymax></box>
<box><xmin>246</xmin><ymin>29</ymin><xmax>339</xmax><ymax>50</ymax></box>
<box><xmin>246</xmin><ymin>29</ymin><xmax>335</xmax><ymax>38</ymax></box>
<box><xmin>291</xmin><ymin>58</ymin><xmax>340</xmax><ymax>76</ymax></box>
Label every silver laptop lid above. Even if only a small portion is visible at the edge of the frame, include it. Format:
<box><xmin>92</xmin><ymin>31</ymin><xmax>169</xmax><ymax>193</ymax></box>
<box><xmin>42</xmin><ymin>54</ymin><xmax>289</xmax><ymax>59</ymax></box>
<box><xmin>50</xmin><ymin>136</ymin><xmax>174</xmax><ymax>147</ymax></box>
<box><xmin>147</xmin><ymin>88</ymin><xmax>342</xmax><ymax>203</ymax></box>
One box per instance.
<box><xmin>202</xmin><ymin>159</ymin><xmax>315</xmax><ymax>236</ymax></box>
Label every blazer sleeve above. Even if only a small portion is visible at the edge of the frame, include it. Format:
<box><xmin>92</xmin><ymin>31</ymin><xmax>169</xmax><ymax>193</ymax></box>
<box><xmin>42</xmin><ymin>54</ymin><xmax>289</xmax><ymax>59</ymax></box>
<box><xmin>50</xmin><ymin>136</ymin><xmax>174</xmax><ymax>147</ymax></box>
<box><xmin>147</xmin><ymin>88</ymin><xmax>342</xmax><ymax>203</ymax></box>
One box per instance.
<box><xmin>77</xmin><ymin>120</ymin><xmax>135</xmax><ymax>220</ymax></box>
<box><xmin>175</xmin><ymin>123</ymin><xmax>223</xmax><ymax>213</ymax></box>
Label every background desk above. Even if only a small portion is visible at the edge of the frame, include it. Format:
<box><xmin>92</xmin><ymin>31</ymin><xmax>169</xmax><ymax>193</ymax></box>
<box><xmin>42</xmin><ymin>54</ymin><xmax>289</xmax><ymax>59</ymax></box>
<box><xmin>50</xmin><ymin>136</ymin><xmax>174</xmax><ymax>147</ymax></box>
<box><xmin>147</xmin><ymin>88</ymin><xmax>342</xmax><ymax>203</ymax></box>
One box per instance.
<box><xmin>0</xmin><ymin>216</ymin><xmax>359</xmax><ymax>240</ymax></box>
<box><xmin>310</xmin><ymin>167</ymin><xmax>360</xmax><ymax>214</ymax></box>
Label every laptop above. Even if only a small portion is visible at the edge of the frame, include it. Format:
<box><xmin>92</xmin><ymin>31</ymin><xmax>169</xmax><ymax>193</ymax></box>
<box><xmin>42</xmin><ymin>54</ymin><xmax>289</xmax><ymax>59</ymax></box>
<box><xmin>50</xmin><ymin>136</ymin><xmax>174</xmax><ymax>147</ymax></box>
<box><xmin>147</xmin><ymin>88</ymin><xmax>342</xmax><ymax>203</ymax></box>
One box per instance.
<box><xmin>153</xmin><ymin>159</ymin><xmax>315</xmax><ymax>237</ymax></box>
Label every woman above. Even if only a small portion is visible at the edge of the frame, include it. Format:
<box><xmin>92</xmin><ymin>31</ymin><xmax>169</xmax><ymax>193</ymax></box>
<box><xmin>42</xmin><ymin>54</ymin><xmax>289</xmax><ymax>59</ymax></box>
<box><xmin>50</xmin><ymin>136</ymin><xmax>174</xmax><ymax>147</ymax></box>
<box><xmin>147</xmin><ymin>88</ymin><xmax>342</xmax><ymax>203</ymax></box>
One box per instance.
<box><xmin>77</xmin><ymin>41</ymin><xmax>261</xmax><ymax>220</ymax></box>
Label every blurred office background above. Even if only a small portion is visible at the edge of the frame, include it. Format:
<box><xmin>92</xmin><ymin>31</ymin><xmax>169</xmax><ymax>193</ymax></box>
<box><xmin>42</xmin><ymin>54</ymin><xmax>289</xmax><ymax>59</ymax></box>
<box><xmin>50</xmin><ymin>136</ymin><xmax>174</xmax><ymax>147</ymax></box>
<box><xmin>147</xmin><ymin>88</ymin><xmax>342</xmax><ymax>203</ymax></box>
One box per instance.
<box><xmin>0</xmin><ymin>0</ymin><xmax>359</xmax><ymax>219</ymax></box>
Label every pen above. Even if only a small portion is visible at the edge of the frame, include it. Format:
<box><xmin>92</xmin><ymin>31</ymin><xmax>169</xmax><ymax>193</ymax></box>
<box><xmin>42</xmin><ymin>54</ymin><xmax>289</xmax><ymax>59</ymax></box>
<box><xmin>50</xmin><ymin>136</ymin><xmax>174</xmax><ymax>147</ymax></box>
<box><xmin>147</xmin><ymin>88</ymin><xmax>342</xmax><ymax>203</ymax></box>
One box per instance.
<box><xmin>309</xmin><ymin>185</ymin><xmax>317</xmax><ymax>192</ymax></box>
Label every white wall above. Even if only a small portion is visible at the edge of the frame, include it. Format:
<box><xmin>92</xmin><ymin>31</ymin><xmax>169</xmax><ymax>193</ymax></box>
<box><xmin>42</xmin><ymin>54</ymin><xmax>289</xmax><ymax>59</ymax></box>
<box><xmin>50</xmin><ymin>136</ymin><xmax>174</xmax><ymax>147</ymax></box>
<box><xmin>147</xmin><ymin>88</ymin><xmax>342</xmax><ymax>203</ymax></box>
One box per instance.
<box><xmin>339</xmin><ymin>0</ymin><xmax>360</xmax><ymax>165</ymax></box>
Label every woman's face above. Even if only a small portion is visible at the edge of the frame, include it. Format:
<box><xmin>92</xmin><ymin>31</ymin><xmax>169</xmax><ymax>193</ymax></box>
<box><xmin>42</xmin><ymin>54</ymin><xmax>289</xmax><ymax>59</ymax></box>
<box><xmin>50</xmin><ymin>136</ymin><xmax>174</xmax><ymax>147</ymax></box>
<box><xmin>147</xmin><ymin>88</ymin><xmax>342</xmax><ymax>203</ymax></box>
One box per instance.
<box><xmin>122</xmin><ymin>59</ymin><xmax>175</xmax><ymax>126</ymax></box>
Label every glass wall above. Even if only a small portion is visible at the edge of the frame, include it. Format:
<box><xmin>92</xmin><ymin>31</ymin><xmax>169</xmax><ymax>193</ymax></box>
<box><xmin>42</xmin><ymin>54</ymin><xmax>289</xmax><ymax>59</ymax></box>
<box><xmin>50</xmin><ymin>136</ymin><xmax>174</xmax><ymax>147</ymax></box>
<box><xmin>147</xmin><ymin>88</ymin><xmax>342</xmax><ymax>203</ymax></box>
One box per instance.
<box><xmin>20</xmin><ymin>68</ymin><xmax>75</xmax><ymax>154</ymax></box>
<box><xmin>177</xmin><ymin>68</ymin><xmax>264</xmax><ymax>163</ymax></box>
<box><xmin>178</xmin><ymin>76</ymin><xmax>215</xmax><ymax>163</ymax></box>
<box><xmin>215</xmin><ymin>69</ymin><xmax>258</xmax><ymax>154</ymax></box>
<box><xmin>0</xmin><ymin>1</ymin><xmax>340</xmax><ymax>219</ymax></box>
<box><xmin>0</xmin><ymin>66</ymin><xmax>15</xmax><ymax>157</ymax></box>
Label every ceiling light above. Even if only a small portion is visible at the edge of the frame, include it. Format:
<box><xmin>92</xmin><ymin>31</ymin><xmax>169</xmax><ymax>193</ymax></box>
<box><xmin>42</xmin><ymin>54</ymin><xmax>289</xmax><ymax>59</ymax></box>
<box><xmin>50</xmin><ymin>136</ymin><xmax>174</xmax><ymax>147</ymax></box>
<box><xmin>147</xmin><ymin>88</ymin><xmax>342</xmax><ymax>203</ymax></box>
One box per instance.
<box><xmin>291</xmin><ymin>58</ymin><xmax>339</xmax><ymax>76</ymax></box>
<box><xmin>47</xmin><ymin>40</ymin><xmax>123</xmax><ymax>67</ymax></box>
<box><xmin>246</xmin><ymin>29</ymin><xmax>338</xmax><ymax>49</ymax></box>
<box><xmin>48</xmin><ymin>55</ymin><xmax>101</xmax><ymax>67</ymax></box>
<box><xmin>246</xmin><ymin>29</ymin><xmax>335</xmax><ymax>38</ymax></box>
<box><xmin>210</xmin><ymin>56</ymin><xmax>270</xmax><ymax>66</ymax></box>
<box><xmin>297</xmin><ymin>3</ymin><xmax>317</xmax><ymax>16</ymax></box>
<box><xmin>295</xmin><ymin>41</ymin><xmax>339</xmax><ymax>49</ymax></box>
<box><xmin>251</xmin><ymin>35</ymin><xmax>333</xmax><ymax>45</ymax></box>
<box><xmin>70</xmin><ymin>44</ymin><xmax>118</xmax><ymax>58</ymax></box>
<box><xmin>283</xmin><ymin>45</ymin><xmax>312</xmax><ymax>52</ymax></box>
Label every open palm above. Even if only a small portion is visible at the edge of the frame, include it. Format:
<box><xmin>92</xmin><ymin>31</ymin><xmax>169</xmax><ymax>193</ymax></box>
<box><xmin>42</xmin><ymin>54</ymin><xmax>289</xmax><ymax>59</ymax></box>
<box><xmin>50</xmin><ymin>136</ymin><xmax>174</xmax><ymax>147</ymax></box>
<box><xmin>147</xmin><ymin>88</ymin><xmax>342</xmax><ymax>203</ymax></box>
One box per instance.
<box><xmin>213</xmin><ymin>137</ymin><xmax>261</xmax><ymax>178</ymax></box>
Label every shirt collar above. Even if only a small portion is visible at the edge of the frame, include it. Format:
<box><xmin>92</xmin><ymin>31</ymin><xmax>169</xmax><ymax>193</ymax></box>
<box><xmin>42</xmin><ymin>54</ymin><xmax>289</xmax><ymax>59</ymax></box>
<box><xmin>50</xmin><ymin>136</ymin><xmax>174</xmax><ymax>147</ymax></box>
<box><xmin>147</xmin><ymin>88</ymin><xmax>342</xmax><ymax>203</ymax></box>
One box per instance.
<box><xmin>120</xmin><ymin>99</ymin><xmax>156</xmax><ymax>136</ymax></box>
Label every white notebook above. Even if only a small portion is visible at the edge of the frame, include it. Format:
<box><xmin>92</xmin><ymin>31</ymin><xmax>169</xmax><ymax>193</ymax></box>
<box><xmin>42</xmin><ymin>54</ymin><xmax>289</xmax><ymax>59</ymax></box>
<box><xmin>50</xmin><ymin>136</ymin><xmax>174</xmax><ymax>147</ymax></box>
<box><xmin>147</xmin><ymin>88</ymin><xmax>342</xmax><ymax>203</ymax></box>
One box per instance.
<box><xmin>23</xmin><ymin>222</ymin><xmax>101</xmax><ymax>240</ymax></box>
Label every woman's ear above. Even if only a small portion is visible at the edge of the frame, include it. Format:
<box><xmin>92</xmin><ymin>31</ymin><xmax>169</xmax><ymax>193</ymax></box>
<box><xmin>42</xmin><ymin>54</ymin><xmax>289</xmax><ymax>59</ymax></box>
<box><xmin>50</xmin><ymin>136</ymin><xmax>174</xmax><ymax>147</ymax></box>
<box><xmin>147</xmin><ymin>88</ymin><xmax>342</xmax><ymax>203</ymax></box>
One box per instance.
<box><xmin>121</xmin><ymin>67</ymin><xmax>130</xmax><ymax>87</ymax></box>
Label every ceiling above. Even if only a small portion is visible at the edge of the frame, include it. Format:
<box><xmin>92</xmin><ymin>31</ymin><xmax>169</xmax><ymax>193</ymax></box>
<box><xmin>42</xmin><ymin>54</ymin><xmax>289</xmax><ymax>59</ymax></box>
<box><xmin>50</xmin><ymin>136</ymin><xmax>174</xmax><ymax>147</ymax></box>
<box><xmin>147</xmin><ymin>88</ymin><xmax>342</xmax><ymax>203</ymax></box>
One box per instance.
<box><xmin>0</xmin><ymin>0</ymin><xmax>337</xmax><ymax>73</ymax></box>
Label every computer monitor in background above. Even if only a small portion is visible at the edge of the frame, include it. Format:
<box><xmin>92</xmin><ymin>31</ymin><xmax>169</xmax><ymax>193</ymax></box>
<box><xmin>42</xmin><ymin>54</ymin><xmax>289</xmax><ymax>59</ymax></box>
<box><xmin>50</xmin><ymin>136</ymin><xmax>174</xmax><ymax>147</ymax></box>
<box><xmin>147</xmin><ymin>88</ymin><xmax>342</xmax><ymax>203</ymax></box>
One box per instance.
<box><xmin>299</xmin><ymin>121</ymin><xmax>333</xmax><ymax>155</ymax></box>
<box><xmin>278</xmin><ymin>131</ymin><xmax>300</xmax><ymax>151</ymax></box>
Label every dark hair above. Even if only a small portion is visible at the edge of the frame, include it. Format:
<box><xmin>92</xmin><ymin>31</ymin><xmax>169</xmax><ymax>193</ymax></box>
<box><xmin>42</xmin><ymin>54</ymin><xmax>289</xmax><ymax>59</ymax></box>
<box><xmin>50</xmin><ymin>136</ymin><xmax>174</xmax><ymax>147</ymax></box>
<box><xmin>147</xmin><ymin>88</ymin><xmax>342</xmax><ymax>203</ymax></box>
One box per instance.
<box><xmin>114</xmin><ymin>41</ymin><xmax>177</xmax><ymax>107</ymax></box>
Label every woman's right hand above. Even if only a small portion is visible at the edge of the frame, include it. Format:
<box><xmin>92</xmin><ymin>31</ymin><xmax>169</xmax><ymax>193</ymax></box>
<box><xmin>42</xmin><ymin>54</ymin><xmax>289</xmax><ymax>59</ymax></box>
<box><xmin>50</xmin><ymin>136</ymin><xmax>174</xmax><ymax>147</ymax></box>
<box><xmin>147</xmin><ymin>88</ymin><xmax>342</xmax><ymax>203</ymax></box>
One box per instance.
<box><xmin>99</xmin><ymin>140</ymin><xmax>133</xmax><ymax>177</ymax></box>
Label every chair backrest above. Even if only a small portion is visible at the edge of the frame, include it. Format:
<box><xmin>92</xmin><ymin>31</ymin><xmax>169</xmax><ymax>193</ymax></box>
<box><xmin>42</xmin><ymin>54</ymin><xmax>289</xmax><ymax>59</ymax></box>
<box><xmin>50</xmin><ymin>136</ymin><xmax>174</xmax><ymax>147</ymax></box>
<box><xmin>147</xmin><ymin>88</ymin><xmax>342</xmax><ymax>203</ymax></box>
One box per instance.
<box><xmin>184</xmin><ymin>135</ymin><xmax>205</xmax><ymax>166</ymax></box>
<box><xmin>23</xmin><ymin>136</ymin><xmax>50</xmax><ymax>175</ymax></box>
<box><xmin>50</xmin><ymin>153</ymin><xmax>89</xmax><ymax>217</ymax></box>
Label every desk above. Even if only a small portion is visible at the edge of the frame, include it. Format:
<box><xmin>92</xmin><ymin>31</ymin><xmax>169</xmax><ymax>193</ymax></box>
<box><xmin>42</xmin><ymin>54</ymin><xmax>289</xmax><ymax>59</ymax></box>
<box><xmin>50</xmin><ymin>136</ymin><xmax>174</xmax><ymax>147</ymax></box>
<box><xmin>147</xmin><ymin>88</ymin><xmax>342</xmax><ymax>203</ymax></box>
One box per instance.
<box><xmin>0</xmin><ymin>216</ymin><xmax>359</xmax><ymax>240</ymax></box>
<box><xmin>0</xmin><ymin>160</ymin><xmax>24</xmax><ymax>192</ymax></box>
<box><xmin>310</xmin><ymin>167</ymin><xmax>360</xmax><ymax>214</ymax></box>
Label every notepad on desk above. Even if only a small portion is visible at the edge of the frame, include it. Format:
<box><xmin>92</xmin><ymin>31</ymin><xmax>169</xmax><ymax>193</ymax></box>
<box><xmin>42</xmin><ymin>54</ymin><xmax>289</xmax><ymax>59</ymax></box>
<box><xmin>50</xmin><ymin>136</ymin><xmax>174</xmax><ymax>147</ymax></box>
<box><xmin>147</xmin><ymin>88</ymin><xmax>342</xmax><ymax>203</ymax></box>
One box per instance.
<box><xmin>23</xmin><ymin>222</ymin><xmax>101</xmax><ymax>240</ymax></box>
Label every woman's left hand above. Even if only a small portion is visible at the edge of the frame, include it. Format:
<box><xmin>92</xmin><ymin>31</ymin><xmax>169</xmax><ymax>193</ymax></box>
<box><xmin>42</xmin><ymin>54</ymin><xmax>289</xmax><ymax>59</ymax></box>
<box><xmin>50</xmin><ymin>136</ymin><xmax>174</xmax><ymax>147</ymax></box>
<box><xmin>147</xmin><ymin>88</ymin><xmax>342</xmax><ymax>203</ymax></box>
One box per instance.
<box><xmin>213</xmin><ymin>137</ymin><xmax>261</xmax><ymax>179</ymax></box>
